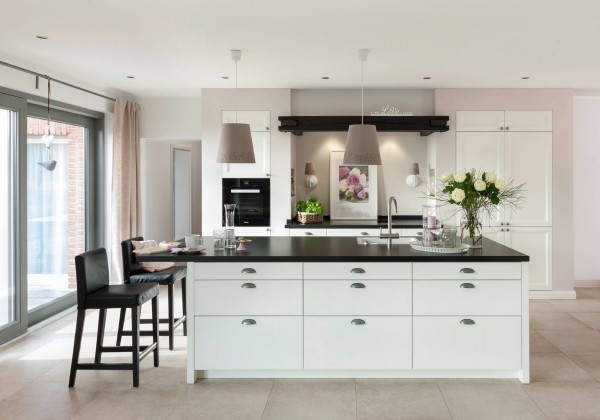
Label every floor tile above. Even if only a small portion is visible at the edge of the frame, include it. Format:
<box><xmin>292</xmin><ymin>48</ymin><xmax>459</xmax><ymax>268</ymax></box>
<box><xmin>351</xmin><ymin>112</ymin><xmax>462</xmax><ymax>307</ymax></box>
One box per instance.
<box><xmin>167</xmin><ymin>379</ymin><xmax>273</xmax><ymax>420</ymax></box>
<box><xmin>537</xmin><ymin>329</ymin><xmax>600</xmax><ymax>353</ymax></box>
<box><xmin>548</xmin><ymin>299</ymin><xmax>600</xmax><ymax>313</ymax></box>
<box><xmin>530</xmin><ymin>330</ymin><xmax>560</xmax><ymax>353</ymax></box>
<box><xmin>0</xmin><ymin>381</ymin><xmax>29</xmax><ymax>402</ymax></box>
<box><xmin>356</xmin><ymin>379</ymin><xmax>451</xmax><ymax>420</ymax></box>
<box><xmin>530</xmin><ymin>311</ymin><xmax>591</xmax><ymax>330</ymax></box>
<box><xmin>437</xmin><ymin>379</ymin><xmax>545</xmax><ymax>420</ymax></box>
<box><xmin>262</xmin><ymin>379</ymin><xmax>356</xmax><ymax>420</ymax></box>
<box><xmin>530</xmin><ymin>300</ymin><xmax>561</xmax><ymax>313</ymax></box>
<box><xmin>525</xmin><ymin>382</ymin><xmax>600</xmax><ymax>419</ymax></box>
<box><xmin>530</xmin><ymin>352</ymin><xmax>594</xmax><ymax>382</ymax></box>
<box><xmin>565</xmin><ymin>352</ymin><xmax>600</xmax><ymax>381</ymax></box>
<box><xmin>571</xmin><ymin>312</ymin><xmax>600</xmax><ymax>330</ymax></box>
<box><xmin>575</xmin><ymin>288</ymin><xmax>600</xmax><ymax>299</ymax></box>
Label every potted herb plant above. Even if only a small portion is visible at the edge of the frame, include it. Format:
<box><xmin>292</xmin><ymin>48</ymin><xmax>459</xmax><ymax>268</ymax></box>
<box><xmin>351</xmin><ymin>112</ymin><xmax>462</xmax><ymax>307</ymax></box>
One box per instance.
<box><xmin>296</xmin><ymin>196</ymin><xmax>324</xmax><ymax>224</ymax></box>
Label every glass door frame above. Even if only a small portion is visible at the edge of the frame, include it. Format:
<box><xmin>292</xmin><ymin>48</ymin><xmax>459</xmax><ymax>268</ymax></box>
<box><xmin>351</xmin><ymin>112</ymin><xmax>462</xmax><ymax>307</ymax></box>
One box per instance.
<box><xmin>0</xmin><ymin>92</ymin><xmax>28</xmax><ymax>345</ymax></box>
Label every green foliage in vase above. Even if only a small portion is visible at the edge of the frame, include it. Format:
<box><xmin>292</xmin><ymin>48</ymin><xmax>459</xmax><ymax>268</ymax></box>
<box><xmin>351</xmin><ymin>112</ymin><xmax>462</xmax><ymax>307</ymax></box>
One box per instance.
<box><xmin>296</xmin><ymin>196</ymin><xmax>324</xmax><ymax>215</ymax></box>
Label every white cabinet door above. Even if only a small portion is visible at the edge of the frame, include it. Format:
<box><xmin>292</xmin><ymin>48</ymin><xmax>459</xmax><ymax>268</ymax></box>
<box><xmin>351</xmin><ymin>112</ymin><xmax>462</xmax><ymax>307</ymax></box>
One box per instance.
<box><xmin>505</xmin><ymin>111</ymin><xmax>552</xmax><ymax>132</ymax></box>
<box><xmin>504</xmin><ymin>132</ymin><xmax>552</xmax><ymax>226</ymax></box>
<box><xmin>222</xmin><ymin>110</ymin><xmax>270</xmax><ymax>132</ymax></box>
<box><xmin>505</xmin><ymin>227</ymin><xmax>552</xmax><ymax>291</ymax></box>
<box><xmin>222</xmin><ymin>111</ymin><xmax>271</xmax><ymax>178</ymax></box>
<box><xmin>456</xmin><ymin>111</ymin><xmax>505</xmax><ymax>131</ymax></box>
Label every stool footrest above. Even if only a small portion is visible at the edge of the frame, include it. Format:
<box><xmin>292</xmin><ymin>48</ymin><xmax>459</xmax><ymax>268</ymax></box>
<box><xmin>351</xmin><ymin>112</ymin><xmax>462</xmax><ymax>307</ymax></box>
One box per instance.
<box><xmin>76</xmin><ymin>363</ymin><xmax>134</xmax><ymax>371</ymax></box>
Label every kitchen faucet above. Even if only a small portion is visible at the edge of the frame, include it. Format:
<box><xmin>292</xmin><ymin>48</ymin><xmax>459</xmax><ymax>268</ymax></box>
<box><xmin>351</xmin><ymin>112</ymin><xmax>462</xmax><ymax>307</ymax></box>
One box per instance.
<box><xmin>380</xmin><ymin>196</ymin><xmax>400</xmax><ymax>246</ymax></box>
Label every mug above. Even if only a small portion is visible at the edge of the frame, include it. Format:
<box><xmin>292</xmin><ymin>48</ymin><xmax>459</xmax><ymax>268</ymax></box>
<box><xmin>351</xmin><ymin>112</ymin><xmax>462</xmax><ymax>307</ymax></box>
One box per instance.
<box><xmin>185</xmin><ymin>234</ymin><xmax>202</xmax><ymax>250</ymax></box>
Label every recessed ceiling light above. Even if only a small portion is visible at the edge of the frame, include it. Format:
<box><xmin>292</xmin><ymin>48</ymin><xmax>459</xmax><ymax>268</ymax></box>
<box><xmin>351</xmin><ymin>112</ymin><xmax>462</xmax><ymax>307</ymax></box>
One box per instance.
<box><xmin>36</xmin><ymin>35</ymin><xmax>48</xmax><ymax>40</ymax></box>
<box><xmin>521</xmin><ymin>76</ymin><xmax>530</xmax><ymax>80</ymax></box>
<box><xmin>322</xmin><ymin>76</ymin><xmax>330</xmax><ymax>80</ymax></box>
<box><xmin>423</xmin><ymin>76</ymin><xmax>431</xmax><ymax>80</ymax></box>
<box><xmin>221</xmin><ymin>76</ymin><xmax>229</xmax><ymax>79</ymax></box>
<box><xmin>126</xmin><ymin>76</ymin><xmax>135</xmax><ymax>79</ymax></box>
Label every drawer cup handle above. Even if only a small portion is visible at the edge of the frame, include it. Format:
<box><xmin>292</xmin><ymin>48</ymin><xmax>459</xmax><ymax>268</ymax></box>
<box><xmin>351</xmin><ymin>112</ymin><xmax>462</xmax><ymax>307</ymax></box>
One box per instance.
<box><xmin>460</xmin><ymin>319</ymin><xmax>475</xmax><ymax>325</ymax></box>
<box><xmin>351</xmin><ymin>319</ymin><xmax>366</xmax><ymax>325</ymax></box>
<box><xmin>360</xmin><ymin>232</ymin><xmax>369</xmax><ymax>235</ymax></box>
<box><xmin>241</xmin><ymin>268</ymin><xmax>256</xmax><ymax>274</ymax></box>
<box><xmin>304</xmin><ymin>232</ymin><xmax>313</xmax><ymax>236</ymax></box>
<box><xmin>241</xmin><ymin>319</ymin><xmax>256</xmax><ymax>325</ymax></box>
<box><xmin>351</xmin><ymin>283</ymin><xmax>366</xmax><ymax>288</ymax></box>
<box><xmin>460</xmin><ymin>268</ymin><xmax>475</xmax><ymax>274</ymax></box>
<box><xmin>350</xmin><ymin>268</ymin><xmax>366</xmax><ymax>274</ymax></box>
<box><xmin>460</xmin><ymin>283</ymin><xmax>475</xmax><ymax>289</ymax></box>
<box><xmin>241</xmin><ymin>283</ymin><xmax>256</xmax><ymax>289</ymax></box>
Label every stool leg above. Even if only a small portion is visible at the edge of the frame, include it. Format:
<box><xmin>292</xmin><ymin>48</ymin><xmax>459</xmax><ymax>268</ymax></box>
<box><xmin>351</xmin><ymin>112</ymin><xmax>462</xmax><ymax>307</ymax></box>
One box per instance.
<box><xmin>69</xmin><ymin>309</ymin><xmax>86</xmax><ymax>387</ymax></box>
<box><xmin>168</xmin><ymin>284</ymin><xmax>174</xmax><ymax>350</ymax></box>
<box><xmin>151</xmin><ymin>296</ymin><xmax>159</xmax><ymax>367</ymax></box>
<box><xmin>116</xmin><ymin>308</ymin><xmax>126</xmax><ymax>346</ymax></box>
<box><xmin>131</xmin><ymin>306</ymin><xmax>140</xmax><ymax>387</ymax></box>
<box><xmin>94</xmin><ymin>309</ymin><xmax>107</xmax><ymax>363</ymax></box>
<box><xmin>181</xmin><ymin>277</ymin><xmax>187</xmax><ymax>336</ymax></box>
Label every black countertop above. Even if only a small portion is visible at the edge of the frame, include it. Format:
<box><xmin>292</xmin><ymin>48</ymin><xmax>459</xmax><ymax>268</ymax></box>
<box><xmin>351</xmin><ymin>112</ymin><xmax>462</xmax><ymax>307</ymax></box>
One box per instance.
<box><xmin>136</xmin><ymin>236</ymin><xmax>529</xmax><ymax>263</ymax></box>
<box><xmin>285</xmin><ymin>216</ymin><xmax>422</xmax><ymax>229</ymax></box>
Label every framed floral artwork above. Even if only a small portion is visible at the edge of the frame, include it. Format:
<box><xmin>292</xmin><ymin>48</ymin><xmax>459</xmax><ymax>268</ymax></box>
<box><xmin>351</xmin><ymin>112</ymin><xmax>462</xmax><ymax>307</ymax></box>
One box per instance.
<box><xmin>329</xmin><ymin>150</ymin><xmax>378</xmax><ymax>219</ymax></box>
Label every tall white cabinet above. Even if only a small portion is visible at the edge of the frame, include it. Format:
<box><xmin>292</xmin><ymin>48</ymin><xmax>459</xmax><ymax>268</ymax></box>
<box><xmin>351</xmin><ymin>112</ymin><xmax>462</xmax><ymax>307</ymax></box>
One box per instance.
<box><xmin>456</xmin><ymin>110</ymin><xmax>553</xmax><ymax>290</ymax></box>
<box><xmin>221</xmin><ymin>110</ymin><xmax>271</xmax><ymax>178</ymax></box>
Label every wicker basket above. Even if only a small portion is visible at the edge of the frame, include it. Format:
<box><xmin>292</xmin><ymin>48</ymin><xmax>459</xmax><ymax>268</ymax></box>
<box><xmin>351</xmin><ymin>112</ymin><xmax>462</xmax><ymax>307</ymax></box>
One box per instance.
<box><xmin>297</xmin><ymin>212</ymin><xmax>323</xmax><ymax>224</ymax></box>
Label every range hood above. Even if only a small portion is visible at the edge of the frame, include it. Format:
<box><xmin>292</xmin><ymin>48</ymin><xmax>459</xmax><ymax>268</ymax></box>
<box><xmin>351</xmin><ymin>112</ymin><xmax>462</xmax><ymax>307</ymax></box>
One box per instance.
<box><xmin>278</xmin><ymin>115</ymin><xmax>449</xmax><ymax>136</ymax></box>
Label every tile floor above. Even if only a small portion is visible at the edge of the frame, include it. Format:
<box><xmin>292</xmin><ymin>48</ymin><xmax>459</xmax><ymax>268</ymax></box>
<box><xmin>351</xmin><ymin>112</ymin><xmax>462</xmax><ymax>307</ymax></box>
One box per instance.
<box><xmin>3</xmin><ymin>287</ymin><xmax>600</xmax><ymax>419</ymax></box>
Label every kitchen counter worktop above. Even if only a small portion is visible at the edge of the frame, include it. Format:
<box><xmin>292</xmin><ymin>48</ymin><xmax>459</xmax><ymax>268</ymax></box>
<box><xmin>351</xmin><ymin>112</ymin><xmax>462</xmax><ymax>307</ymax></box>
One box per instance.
<box><xmin>285</xmin><ymin>216</ymin><xmax>422</xmax><ymax>229</ymax></box>
<box><xmin>136</xmin><ymin>235</ymin><xmax>529</xmax><ymax>263</ymax></box>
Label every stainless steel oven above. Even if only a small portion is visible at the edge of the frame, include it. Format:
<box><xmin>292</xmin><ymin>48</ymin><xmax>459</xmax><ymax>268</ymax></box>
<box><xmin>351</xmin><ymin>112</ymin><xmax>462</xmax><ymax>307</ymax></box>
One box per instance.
<box><xmin>222</xmin><ymin>178</ymin><xmax>270</xmax><ymax>227</ymax></box>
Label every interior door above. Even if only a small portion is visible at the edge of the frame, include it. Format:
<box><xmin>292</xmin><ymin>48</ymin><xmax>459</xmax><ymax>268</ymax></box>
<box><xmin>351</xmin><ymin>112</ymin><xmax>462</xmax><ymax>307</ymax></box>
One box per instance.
<box><xmin>172</xmin><ymin>147</ymin><xmax>192</xmax><ymax>239</ymax></box>
<box><xmin>0</xmin><ymin>92</ymin><xmax>27</xmax><ymax>345</ymax></box>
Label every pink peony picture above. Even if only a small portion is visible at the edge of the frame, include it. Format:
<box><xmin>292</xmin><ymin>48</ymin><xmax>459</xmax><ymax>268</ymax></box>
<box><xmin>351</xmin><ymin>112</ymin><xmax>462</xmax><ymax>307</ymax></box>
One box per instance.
<box><xmin>338</xmin><ymin>165</ymin><xmax>369</xmax><ymax>202</ymax></box>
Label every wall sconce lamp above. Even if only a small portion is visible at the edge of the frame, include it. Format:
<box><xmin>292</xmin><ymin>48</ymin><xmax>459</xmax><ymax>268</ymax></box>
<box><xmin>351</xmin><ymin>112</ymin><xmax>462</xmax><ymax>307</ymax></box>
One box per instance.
<box><xmin>304</xmin><ymin>163</ymin><xmax>318</xmax><ymax>188</ymax></box>
<box><xmin>406</xmin><ymin>163</ymin><xmax>420</xmax><ymax>188</ymax></box>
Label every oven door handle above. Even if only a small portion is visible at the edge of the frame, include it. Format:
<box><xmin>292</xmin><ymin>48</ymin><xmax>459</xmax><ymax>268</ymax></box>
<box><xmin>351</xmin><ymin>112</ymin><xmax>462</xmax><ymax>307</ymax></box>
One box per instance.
<box><xmin>230</xmin><ymin>189</ymin><xmax>260</xmax><ymax>193</ymax></box>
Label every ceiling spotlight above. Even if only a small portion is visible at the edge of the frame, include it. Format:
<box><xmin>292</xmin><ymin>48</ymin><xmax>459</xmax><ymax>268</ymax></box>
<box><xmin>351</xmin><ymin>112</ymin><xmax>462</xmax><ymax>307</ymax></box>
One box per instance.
<box><xmin>36</xmin><ymin>35</ymin><xmax>48</xmax><ymax>40</ymax></box>
<box><xmin>321</xmin><ymin>76</ymin><xmax>330</xmax><ymax>80</ymax></box>
<box><xmin>521</xmin><ymin>76</ymin><xmax>530</xmax><ymax>80</ymax></box>
<box><xmin>423</xmin><ymin>76</ymin><xmax>431</xmax><ymax>80</ymax></box>
<box><xmin>221</xmin><ymin>76</ymin><xmax>229</xmax><ymax>79</ymax></box>
<box><xmin>126</xmin><ymin>75</ymin><xmax>135</xmax><ymax>79</ymax></box>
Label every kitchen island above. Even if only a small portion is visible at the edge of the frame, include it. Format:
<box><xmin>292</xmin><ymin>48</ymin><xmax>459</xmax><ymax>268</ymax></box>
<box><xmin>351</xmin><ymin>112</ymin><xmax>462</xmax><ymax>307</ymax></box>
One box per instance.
<box><xmin>137</xmin><ymin>236</ymin><xmax>530</xmax><ymax>384</ymax></box>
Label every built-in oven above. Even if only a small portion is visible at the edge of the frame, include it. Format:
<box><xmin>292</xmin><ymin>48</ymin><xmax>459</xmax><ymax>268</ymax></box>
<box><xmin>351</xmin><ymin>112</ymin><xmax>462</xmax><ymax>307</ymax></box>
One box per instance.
<box><xmin>222</xmin><ymin>178</ymin><xmax>270</xmax><ymax>227</ymax></box>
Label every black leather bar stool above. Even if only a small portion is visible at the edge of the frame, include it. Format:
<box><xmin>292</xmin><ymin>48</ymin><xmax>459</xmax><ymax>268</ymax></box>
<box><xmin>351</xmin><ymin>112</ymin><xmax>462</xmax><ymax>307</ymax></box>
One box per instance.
<box><xmin>117</xmin><ymin>237</ymin><xmax>187</xmax><ymax>350</ymax></box>
<box><xmin>69</xmin><ymin>248</ymin><xmax>159</xmax><ymax>388</ymax></box>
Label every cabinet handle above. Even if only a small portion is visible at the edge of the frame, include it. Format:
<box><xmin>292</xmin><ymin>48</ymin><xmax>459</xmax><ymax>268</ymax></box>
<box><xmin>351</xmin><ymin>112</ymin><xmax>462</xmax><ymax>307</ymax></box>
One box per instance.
<box><xmin>351</xmin><ymin>283</ymin><xmax>366</xmax><ymax>288</ymax></box>
<box><xmin>460</xmin><ymin>319</ymin><xmax>475</xmax><ymax>325</ymax></box>
<box><xmin>266</xmin><ymin>127</ymin><xmax>269</xmax><ymax>131</ymax></box>
<box><xmin>500</xmin><ymin>222</ymin><xmax>504</xmax><ymax>226</ymax></box>
<box><xmin>360</xmin><ymin>232</ymin><xmax>369</xmax><ymax>235</ymax></box>
<box><xmin>460</xmin><ymin>283</ymin><xmax>475</xmax><ymax>289</ymax></box>
<box><xmin>304</xmin><ymin>232</ymin><xmax>313</xmax><ymax>236</ymax></box>
<box><xmin>506</xmin><ymin>222</ymin><xmax>510</xmax><ymax>226</ymax></box>
<box><xmin>350</xmin><ymin>268</ymin><xmax>366</xmax><ymax>274</ymax></box>
<box><xmin>501</xmin><ymin>228</ymin><xmax>505</xmax><ymax>232</ymax></box>
<box><xmin>506</xmin><ymin>228</ymin><xmax>510</xmax><ymax>232</ymax></box>
<box><xmin>459</xmin><ymin>268</ymin><xmax>475</xmax><ymax>274</ymax></box>
<box><xmin>241</xmin><ymin>268</ymin><xmax>256</xmax><ymax>274</ymax></box>
<box><xmin>266</xmin><ymin>173</ymin><xmax>270</xmax><ymax>177</ymax></box>
<box><xmin>500</xmin><ymin>127</ymin><xmax>504</xmax><ymax>130</ymax></box>
<box><xmin>241</xmin><ymin>319</ymin><xmax>256</xmax><ymax>325</ymax></box>
<box><xmin>505</xmin><ymin>126</ymin><xmax>510</xmax><ymax>130</ymax></box>
<box><xmin>351</xmin><ymin>319</ymin><xmax>366</xmax><ymax>325</ymax></box>
<box><xmin>241</xmin><ymin>283</ymin><xmax>256</xmax><ymax>288</ymax></box>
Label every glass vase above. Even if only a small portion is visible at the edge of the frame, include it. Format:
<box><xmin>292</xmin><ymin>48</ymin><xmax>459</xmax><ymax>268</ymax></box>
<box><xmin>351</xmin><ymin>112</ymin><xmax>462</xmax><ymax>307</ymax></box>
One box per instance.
<box><xmin>460</xmin><ymin>211</ymin><xmax>483</xmax><ymax>248</ymax></box>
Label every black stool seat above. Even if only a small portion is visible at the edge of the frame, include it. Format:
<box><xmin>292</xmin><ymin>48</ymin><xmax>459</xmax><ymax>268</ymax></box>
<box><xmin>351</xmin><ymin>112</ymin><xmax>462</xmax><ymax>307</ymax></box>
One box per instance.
<box><xmin>86</xmin><ymin>284</ymin><xmax>159</xmax><ymax>309</ymax></box>
<box><xmin>129</xmin><ymin>265</ymin><xmax>186</xmax><ymax>286</ymax></box>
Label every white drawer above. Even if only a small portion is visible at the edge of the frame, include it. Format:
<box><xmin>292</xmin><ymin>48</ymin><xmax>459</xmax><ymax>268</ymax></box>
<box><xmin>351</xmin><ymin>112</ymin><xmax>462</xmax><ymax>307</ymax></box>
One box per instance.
<box><xmin>413</xmin><ymin>262</ymin><xmax>521</xmax><ymax>280</ymax></box>
<box><xmin>195</xmin><ymin>316</ymin><xmax>303</xmax><ymax>370</ymax></box>
<box><xmin>325</xmin><ymin>228</ymin><xmax>382</xmax><ymax>237</ymax></box>
<box><xmin>304</xmin><ymin>262</ymin><xmax>411</xmax><ymax>280</ymax></box>
<box><xmin>414</xmin><ymin>280</ymin><xmax>521</xmax><ymax>316</ymax></box>
<box><xmin>289</xmin><ymin>229</ymin><xmax>327</xmax><ymax>237</ymax></box>
<box><xmin>195</xmin><ymin>280</ymin><xmax>302</xmax><ymax>315</ymax></box>
<box><xmin>304</xmin><ymin>280</ymin><xmax>411</xmax><ymax>315</ymax></box>
<box><xmin>194</xmin><ymin>262</ymin><xmax>302</xmax><ymax>280</ymax></box>
<box><xmin>304</xmin><ymin>316</ymin><xmax>412</xmax><ymax>370</ymax></box>
<box><xmin>413</xmin><ymin>316</ymin><xmax>521</xmax><ymax>370</ymax></box>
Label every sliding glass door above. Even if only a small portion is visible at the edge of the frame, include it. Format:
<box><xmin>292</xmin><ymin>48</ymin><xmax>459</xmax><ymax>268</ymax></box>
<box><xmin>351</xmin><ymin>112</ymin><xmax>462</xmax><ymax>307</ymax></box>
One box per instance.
<box><xmin>0</xmin><ymin>92</ymin><xmax>27</xmax><ymax>345</ymax></box>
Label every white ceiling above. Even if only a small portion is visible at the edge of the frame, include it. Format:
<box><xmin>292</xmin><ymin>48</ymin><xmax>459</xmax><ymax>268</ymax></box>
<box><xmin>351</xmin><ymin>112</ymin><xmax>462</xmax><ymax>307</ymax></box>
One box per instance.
<box><xmin>1</xmin><ymin>0</ymin><xmax>599</xmax><ymax>97</ymax></box>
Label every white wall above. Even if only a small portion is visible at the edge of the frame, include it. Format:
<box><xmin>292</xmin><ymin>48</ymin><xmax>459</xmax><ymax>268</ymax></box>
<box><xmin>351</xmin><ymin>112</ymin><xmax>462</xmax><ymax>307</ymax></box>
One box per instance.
<box><xmin>201</xmin><ymin>89</ymin><xmax>292</xmax><ymax>236</ymax></box>
<box><xmin>574</xmin><ymin>96</ymin><xmax>600</xmax><ymax>282</ymax></box>
<box><xmin>434</xmin><ymin>88</ymin><xmax>574</xmax><ymax>293</ymax></box>
<box><xmin>292</xmin><ymin>89</ymin><xmax>434</xmax><ymax>216</ymax></box>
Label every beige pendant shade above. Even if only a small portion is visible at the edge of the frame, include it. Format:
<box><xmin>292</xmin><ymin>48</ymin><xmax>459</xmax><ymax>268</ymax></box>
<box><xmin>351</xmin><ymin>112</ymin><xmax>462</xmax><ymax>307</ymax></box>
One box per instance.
<box><xmin>343</xmin><ymin>124</ymin><xmax>381</xmax><ymax>165</ymax></box>
<box><xmin>216</xmin><ymin>122</ymin><xmax>255</xmax><ymax>163</ymax></box>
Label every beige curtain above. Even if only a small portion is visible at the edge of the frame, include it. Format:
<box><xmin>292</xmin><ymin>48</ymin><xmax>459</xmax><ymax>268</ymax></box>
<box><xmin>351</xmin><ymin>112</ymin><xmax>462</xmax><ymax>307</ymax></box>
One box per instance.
<box><xmin>111</xmin><ymin>99</ymin><xmax>141</xmax><ymax>283</ymax></box>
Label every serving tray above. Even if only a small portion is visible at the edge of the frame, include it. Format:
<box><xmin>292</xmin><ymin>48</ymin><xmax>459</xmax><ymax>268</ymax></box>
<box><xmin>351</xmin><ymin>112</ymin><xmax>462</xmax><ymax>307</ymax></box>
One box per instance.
<box><xmin>409</xmin><ymin>241</ymin><xmax>469</xmax><ymax>253</ymax></box>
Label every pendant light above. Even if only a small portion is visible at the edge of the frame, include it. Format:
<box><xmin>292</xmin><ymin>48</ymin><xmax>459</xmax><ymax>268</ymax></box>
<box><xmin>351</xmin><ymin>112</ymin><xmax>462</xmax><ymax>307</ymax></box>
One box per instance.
<box><xmin>343</xmin><ymin>49</ymin><xmax>381</xmax><ymax>165</ymax></box>
<box><xmin>38</xmin><ymin>78</ymin><xmax>57</xmax><ymax>171</ymax></box>
<box><xmin>216</xmin><ymin>50</ymin><xmax>255</xmax><ymax>164</ymax></box>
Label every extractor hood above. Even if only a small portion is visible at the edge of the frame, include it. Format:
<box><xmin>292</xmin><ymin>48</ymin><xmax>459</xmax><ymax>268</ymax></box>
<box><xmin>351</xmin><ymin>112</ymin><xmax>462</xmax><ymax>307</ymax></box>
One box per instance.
<box><xmin>278</xmin><ymin>115</ymin><xmax>449</xmax><ymax>136</ymax></box>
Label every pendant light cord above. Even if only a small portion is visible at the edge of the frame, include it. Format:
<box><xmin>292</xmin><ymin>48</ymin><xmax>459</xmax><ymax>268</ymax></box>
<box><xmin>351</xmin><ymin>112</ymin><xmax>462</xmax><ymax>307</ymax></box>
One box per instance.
<box><xmin>46</xmin><ymin>78</ymin><xmax>51</xmax><ymax>128</ymax></box>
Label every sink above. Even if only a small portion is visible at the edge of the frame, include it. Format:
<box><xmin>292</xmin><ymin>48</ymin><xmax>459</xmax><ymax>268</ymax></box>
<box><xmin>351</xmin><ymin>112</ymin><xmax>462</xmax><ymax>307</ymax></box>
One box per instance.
<box><xmin>356</xmin><ymin>236</ymin><xmax>418</xmax><ymax>246</ymax></box>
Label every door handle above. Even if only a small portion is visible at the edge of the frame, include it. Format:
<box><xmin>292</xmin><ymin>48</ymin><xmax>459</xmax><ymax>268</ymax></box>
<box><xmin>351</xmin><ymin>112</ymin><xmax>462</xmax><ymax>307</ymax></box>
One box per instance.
<box><xmin>241</xmin><ymin>319</ymin><xmax>256</xmax><ymax>325</ymax></box>
<box><xmin>460</xmin><ymin>319</ymin><xmax>475</xmax><ymax>325</ymax></box>
<box><xmin>350</xmin><ymin>268</ymin><xmax>366</xmax><ymax>274</ymax></box>
<box><xmin>460</xmin><ymin>268</ymin><xmax>475</xmax><ymax>274</ymax></box>
<box><xmin>351</xmin><ymin>319</ymin><xmax>366</xmax><ymax>325</ymax></box>
<box><xmin>230</xmin><ymin>189</ymin><xmax>260</xmax><ymax>194</ymax></box>
<box><xmin>460</xmin><ymin>283</ymin><xmax>475</xmax><ymax>289</ymax></box>
<box><xmin>241</xmin><ymin>283</ymin><xmax>256</xmax><ymax>288</ymax></box>
<box><xmin>241</xmin><ymin>268</ymin><xmax>256</xmax><ymax>274</ymax></box>
<box><xmin>351</xmin><ymin>283</ymin><xmax>366</xmax><ymax>288</ymax></box>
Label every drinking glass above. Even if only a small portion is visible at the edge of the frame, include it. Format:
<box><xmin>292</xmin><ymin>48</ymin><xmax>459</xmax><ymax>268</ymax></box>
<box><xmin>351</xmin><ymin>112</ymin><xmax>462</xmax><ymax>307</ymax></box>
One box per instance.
<box><xmin>224</xmin><ymin>229</ymin><xmax>236</xmax><ymax>249</ymax></box>
<box><xmin>440</xmin><ymin>225</ymin><xmax>457</xmax><ymax>248</ymax></box>
<box><xmin>213</xmin><ymin>229</ymin><xmax>225</xmax><ymax>251</ymax></box>
<box><xmin>185</xmin><ymin>234</ymin><xmax>202</xmax><ymax>250</ymax></box>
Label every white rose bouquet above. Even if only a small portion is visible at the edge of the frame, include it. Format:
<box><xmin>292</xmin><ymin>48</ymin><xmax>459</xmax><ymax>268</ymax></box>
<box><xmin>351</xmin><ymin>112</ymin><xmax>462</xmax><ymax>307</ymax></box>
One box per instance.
<box><xmin>437</xmin><ymin>169</ymin><xmax>525</xmax><ymax>246</ymax></box>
